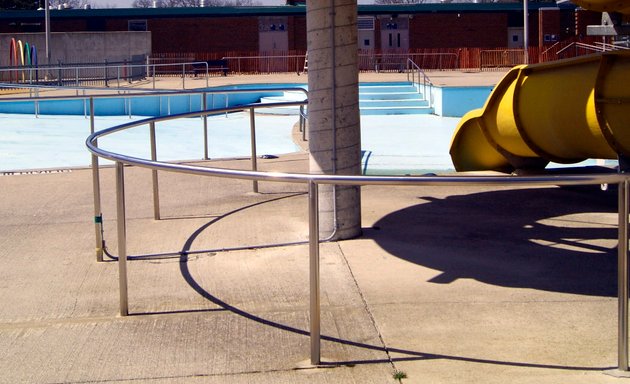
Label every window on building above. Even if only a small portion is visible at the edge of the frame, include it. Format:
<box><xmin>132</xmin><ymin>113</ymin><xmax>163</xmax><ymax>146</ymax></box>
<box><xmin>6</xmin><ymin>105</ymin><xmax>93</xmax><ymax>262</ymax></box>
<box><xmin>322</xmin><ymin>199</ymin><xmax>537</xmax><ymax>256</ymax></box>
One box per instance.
<box><xmin>358</xmin><ymin>17</ymin><xmax>375</xmax><ymax>30</ymax></box>
<box><xmin>128</xmin><ymin>20</ymin><xmax>147</xmax><ymax>32</ymax></box>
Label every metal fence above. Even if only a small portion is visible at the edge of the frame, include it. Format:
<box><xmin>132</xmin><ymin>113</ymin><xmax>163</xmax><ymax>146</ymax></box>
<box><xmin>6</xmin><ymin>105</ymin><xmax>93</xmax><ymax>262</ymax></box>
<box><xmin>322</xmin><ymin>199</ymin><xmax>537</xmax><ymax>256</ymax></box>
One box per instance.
<box><xmin>0</xmin><ymin>59</ymin><xmax>146</xmax><ymax>87</ymax></box>
<box><xmin>0</xmin><ymin>61</ymin><xmax>217</xmax><ymax>89</ymax></box>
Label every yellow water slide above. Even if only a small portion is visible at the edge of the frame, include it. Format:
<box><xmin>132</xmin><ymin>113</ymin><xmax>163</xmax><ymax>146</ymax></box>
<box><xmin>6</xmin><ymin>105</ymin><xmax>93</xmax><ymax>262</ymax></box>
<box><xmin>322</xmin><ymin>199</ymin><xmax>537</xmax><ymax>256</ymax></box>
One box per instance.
<box><xmin>450</xmin><ymin>0</ymin><xmax>630</xmax><ymax>172</ymax></box>
<box><xmin>449</xmin><ymin>51</ymin><xmax>630</xmax><ymax>172</ymax></box>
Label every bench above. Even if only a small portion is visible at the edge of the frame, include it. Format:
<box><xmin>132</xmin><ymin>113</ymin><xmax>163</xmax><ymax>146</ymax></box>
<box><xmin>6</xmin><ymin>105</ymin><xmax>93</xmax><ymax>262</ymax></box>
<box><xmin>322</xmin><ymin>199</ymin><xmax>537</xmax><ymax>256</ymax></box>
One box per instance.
<box><xmin>192</xmin><ymin>60</ymin><xmax>229</xmax><ymax>76</ymax></box>
<box><xmin>374</xmin><ymin>58</ymin><xmax>405</xmax><ymax>73</ymax></box>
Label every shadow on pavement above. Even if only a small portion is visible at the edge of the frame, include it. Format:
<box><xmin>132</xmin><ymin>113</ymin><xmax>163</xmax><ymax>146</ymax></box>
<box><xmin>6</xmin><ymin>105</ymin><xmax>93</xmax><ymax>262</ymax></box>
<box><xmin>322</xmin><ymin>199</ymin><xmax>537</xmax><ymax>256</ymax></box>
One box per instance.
<box><xmin>367</xmin><ymin>186</ymin><xmax>618</xmax><ymax>297</ymax></box>
<box><xmin>173</xmin><ymin>185</ymin><xmax>616</xmax><ymax>371</ymax></box>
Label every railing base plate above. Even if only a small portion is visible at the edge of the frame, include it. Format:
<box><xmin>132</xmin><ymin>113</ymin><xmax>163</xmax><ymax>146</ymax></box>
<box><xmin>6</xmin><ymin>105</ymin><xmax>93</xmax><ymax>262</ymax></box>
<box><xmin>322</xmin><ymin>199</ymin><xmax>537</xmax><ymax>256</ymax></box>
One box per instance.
<box><xmin>604</xmin><ymin>369</ymin><xmax>630</xmax><ymax>378</ymax></box>
<box><xmin>295</xmin><ymin>358</ymin><xmax>338</xmax><ymax>370</ymax></box>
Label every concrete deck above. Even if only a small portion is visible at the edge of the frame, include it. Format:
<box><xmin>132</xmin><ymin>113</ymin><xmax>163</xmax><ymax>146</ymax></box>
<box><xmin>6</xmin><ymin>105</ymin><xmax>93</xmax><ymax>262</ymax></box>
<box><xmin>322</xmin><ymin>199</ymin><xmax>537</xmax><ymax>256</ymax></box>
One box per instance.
<box><xmin>0</xmin><ymin>71</ymin><xmax>625</xmax><ymax>383</ymax></box>
<box><xmin>0</xmin><ymin>69</ymin><xmax>509</xmax><ymax>98</ymax></box>
<box><xmin>0</xmin><ymin>152</ymin><xmax>624</xmax><ymax>383</ymax></box>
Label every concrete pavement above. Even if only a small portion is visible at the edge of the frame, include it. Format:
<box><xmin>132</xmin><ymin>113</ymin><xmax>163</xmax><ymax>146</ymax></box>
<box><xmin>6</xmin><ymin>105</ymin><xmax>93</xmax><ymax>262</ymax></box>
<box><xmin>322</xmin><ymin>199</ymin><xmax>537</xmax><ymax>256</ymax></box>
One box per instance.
<box><xmin>0</xmin><ymin>69</ymin><xmax>509</xmax><ymax>98</ymax></box>
<box><xmin>0</xmin><ymin>151</ymin><xmax>624</xmax><ymax>383</ymax></box>
<box><xmin>0</xmin><ymin>71</ymin><xmax>626</xmax><ymax>383</ymax></box>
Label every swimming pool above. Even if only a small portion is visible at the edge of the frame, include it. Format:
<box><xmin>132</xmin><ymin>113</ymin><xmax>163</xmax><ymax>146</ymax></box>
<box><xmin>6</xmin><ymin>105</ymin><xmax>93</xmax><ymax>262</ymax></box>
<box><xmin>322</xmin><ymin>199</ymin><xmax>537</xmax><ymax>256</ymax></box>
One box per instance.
<box><xmin>0</xmin><ymin>83</ymin><xmax>489</xmax><ymax>174</ymax></box>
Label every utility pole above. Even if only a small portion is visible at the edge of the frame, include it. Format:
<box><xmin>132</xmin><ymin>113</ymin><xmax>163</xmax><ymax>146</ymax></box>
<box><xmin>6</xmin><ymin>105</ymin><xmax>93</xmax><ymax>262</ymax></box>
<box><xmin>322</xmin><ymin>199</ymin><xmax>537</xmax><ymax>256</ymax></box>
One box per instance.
<box><xmin>45</xmin><ymin>0</ymin><xmax>51</xmax><ymax>65</ymax></box>
<box><xmin>523</xmin><ymin>0</ymin><xmax>529</xmax><ymax>64</ymax></box>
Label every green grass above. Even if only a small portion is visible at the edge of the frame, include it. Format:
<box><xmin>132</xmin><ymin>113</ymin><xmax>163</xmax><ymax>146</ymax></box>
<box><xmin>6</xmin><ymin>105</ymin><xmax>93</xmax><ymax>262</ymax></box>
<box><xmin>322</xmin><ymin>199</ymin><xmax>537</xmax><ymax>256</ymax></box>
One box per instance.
<box><xmin>393</xmin><ymin>370</ymin><xmax>407</xmax><ymax>381</ymax></box>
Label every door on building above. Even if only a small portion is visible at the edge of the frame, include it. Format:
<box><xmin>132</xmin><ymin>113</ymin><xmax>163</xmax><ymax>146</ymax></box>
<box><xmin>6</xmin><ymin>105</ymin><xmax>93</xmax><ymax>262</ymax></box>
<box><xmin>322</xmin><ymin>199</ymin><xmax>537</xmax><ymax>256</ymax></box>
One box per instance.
<box><xmin>379</xmin><ymin>16</ymin><xmax>409</xmax><ymax>71</ymax></box>
<box><xmin>259</xmin><ymin>16</ymin><xmax>289</xmax><ymax>72</ymax></box>
<box><xmin>508</xmin><ymin>27</ymin><xmax>524</xmax><ymax>48</ymax></box>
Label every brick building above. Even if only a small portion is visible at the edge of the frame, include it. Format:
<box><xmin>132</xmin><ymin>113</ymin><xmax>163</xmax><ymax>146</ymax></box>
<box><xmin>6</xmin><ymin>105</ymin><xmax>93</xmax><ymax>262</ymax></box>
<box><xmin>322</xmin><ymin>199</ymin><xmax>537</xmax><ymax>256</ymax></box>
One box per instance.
<box><xmin>0</xmin><ymin>3</ymin><xmax>603</xmax><ymax>68</ymax></box>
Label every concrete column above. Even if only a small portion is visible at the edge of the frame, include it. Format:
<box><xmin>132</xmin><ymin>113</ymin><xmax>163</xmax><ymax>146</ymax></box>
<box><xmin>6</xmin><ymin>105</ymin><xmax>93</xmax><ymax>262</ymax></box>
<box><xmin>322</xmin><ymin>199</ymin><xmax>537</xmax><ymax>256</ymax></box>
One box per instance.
<box><xmin>306</xmin><ymin>0</ymin><xmax>362</xmax><ymax>240</ymax></box>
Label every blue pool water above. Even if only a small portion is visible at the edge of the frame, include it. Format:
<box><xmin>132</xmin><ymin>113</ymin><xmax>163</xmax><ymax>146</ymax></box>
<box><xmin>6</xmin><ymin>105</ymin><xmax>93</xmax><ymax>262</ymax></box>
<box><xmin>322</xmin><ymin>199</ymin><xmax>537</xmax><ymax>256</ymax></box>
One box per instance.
<box><xmin>0</xmin><ymin>83</ymin><xmax>493</xmax><ymax>173</ymax></box>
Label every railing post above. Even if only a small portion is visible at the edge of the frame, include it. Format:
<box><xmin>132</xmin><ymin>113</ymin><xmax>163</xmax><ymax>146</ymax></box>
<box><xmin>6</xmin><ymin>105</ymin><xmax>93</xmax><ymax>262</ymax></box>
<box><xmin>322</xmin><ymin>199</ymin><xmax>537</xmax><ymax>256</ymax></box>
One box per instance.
<box><xmin>182</xmin><ymin>63</ymin><xmax>185</xmax><ymax>89</ymax></box>
<box><xmin>90</xmin><ymin>97</ymin><xmax>104</xmax><ymax>263</ymax></box>
<box><xmin>203</xmin><ymin>93</ymin><xmax>209</xmax><ymax>160</ymax></box>
<box><xmin>619</xmin><ymin>178</ymin><xmax>629</xmax><ymax>371</ymax></box>
<box><xmin>249</xmin><ymin>107</ymin><xmax>259</xmax><ymax>193</ymax></box>
<box><xmin>34</xmin><ymin>88</ymin><xmax>39</xmax><ymax>118</ymax></box>
<box><xmin>115</xmin><ymin>161</ymin><xmax>129</xmax><ymax>316</ymax></box>
<box><xmin>300</xmin><ymin>105</ymin><xmax>307</xmax><ymax>142</ymax></box>
<box><xmin>309</xmin><ymin>181</ymin><xmax>321</xmax><ymax>366</ymax></box>
<box><xmin>225</xmin><ymin>93</ymin><xmax>229</xmax><ymax>118</ymax></box>
<box><xmin>150</xmin><ymin>121</ymin><xmax>161</xmax><ymax>221</ymax></box>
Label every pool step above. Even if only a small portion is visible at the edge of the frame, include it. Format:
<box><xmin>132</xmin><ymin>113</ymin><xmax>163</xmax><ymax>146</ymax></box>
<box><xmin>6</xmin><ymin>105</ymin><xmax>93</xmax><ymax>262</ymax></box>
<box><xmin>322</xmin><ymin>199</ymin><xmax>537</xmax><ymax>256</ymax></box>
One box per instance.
<box><xmin>258</xmin><ymin>82</ymin><xmax>433</xmax><ymax>115</ymax></box>
<box><xmin>258</xmin><ymin>92</ymin><xmax>307</xmax><ymax>115</ymax></box>
<box><xmin>360</xmin><ymin>99</ymin><xmax>429</xmax><ymax>108</ymax></box>
<box><xmin>360</xmin><ymin>105</ymin><xmax>434</xmax><ymax>115</ymax></box>
<box><xmin>359</xmin><ymin>83</ymin><xmax>433</xmax><ymax>115</ymax></box>
<box><xmin>359</xmin><ymin>85</ymin><xmax>419</xmax><ymax>93</ymax></box>
<box><xmin>360</xmin><ymin>91</ymin><xmax>423</xmax><ymax>101</ymax></box>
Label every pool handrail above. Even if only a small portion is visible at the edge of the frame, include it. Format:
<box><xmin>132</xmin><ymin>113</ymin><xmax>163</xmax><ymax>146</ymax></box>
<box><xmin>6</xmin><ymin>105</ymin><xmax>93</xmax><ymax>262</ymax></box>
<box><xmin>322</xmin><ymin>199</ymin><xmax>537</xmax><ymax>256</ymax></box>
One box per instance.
<box><xmin>406</xmin><ymin>58</ymin><xmax>433</xmax><ymax>108</ymax></box>
<box><xmin>84</xmin><ymin>98</ymin><xmax>630</xmax><ymax>372</ymax></box>
<box><xmin>0</xmin><ymin>85</ymin><xmax>308</xmax><ymax>119</ymax></box>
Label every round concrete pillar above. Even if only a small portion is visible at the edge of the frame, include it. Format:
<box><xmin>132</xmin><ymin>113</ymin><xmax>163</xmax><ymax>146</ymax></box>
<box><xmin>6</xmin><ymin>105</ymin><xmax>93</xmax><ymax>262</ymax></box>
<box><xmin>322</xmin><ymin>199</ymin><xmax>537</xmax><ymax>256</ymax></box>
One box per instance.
<box><xmin>306</xmin><ymin>0</ymin><xmax>362</xmax><ymax>240</ymax></box>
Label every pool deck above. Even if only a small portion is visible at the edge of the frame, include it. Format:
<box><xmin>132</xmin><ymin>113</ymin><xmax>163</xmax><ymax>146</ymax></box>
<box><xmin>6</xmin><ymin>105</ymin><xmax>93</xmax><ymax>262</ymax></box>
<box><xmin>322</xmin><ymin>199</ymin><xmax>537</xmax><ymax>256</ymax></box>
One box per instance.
<box><xmin>1</xmin><ymin>71</ymin><xmax>626</xmax><ymax>383</ymax></box>
<box><xmin>0</xmin><ymin>70</ymin><xmax>509</xmax><ymax>98</ymax></box>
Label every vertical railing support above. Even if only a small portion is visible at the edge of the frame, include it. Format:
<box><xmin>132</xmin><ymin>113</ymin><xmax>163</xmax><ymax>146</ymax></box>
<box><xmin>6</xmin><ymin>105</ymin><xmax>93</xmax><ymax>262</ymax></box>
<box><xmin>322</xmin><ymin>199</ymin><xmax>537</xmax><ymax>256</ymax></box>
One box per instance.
<box><xmin>203</xmin><ymin>93</ymin><xmax>209</xmax><ymax>160</ymax></box>
<box><xmin>619</xmin><ymin>178</ymin><xmax>629</xmax><ymax>371</ymax></box>
<box><xmin>249</xmin><ymin>107</ymin><xmax>259</xmax><ymax>193</ymax></box>
<box><xmin>150</xmin><ymin>122</ymin><xmax>160</xmax><ymax>220</ymax></box>
<box><xmin>115</xmin><ymin>162</ymin><xmax>129</xmax><ymax>316</ymax></box>
<box><xmin>309</xmin><ymin>181</ymin><xmax>321</xmax><ymax>366</ymax></box>
<box><xmin>300</xmin><ymin>105</ymin><xmax>307</xmax><ymax>142</ymax></box>
<box><xmin>182</xmin><ymin>63</ymin><xmax>186</xmax><ymax>89</ymax></box>
<box><xmin>34</xmin><ymin>88</ymin><xmax>40</xmax><ymax>118</ymax></box>
<box><xmin>90</xmin><ymin>97</ymin><xmax>104</xmax><ymax>263</ymax></box>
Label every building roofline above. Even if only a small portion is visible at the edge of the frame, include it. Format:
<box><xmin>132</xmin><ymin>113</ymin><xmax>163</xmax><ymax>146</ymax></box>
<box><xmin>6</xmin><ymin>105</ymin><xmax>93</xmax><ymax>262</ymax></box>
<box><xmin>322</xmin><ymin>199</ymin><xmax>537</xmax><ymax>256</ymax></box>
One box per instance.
<box><xmin>0</xmin><ymin>3</ymin><xmax>577</xmax><ymax>20</ymax></box>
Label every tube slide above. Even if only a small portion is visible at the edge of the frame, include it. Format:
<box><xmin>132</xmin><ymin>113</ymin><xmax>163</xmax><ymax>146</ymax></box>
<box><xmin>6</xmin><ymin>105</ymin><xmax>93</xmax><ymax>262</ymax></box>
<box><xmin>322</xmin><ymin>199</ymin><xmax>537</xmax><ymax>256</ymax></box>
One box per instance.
<box><xmin>24</xmin><ymin>42</ymin><xmax>31</xmax><ymax>66</ymax></box>
<box><xmin>449</xmin><ymin>51</ymin><xmax>630</xmax><ymax>172</ymax></box>
<box><xmin>9</xmin><ymin>38</ymin><xmax>17</xmax><ymax>81</ymax></box>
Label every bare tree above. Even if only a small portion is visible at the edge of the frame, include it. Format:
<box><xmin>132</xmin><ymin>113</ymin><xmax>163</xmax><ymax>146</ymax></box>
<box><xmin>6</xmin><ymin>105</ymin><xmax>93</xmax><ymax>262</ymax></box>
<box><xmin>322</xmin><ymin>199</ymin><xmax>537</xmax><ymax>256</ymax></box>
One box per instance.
<box><xmin>374</xmin><ymin>0</ymin><xmax>423</xmax><ymax>3</ymax></box>
<box><xmin>47</xmin><ymin>0</ymin><xmax>82</xmax><ymax>8</ymax></box>
<box><xmin>132</xmin><ymin>0</ymin><xmax>153</xmax><ymax>7</ymax></box>
<box><xmin>133</xmin><ymin>0</ymin><xmax>259</xmax><ymax>6</ymax></box>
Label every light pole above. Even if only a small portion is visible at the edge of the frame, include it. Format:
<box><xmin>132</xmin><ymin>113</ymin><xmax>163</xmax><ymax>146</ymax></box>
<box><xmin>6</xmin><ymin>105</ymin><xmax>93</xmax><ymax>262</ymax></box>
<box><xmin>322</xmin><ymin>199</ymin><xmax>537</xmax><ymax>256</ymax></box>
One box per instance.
<box><xmin>44</xmin><ymin>0</ymin><xmax>51</xmax><ymax>66</ymax></box>
<box><xmin>523</xmin><ymin>0</ymin><xmax>529</xmax><ymax>64</ymax></box>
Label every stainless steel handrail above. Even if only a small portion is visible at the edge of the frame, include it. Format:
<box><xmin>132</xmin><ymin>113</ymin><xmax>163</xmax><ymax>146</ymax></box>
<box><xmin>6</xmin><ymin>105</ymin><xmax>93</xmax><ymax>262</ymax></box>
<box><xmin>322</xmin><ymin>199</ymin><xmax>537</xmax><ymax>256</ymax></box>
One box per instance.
<box><xmin>85</xmin><ymin>99</ymin><xmax>630</xmax><ymax>371</ymax></box>
<box><xmin>0</xmin><ymin>86</ymin><xmax>307</xmax><ymax>103</ymax></box>
<box><xmin>0</xmin><ymin>86</ymin><xmax>308</xmax><ymax>119</ymax></box>
<box><xmin>406</xmin><ymin>58</ymin><xmax>433</xmax><ymax>108</ymax></box>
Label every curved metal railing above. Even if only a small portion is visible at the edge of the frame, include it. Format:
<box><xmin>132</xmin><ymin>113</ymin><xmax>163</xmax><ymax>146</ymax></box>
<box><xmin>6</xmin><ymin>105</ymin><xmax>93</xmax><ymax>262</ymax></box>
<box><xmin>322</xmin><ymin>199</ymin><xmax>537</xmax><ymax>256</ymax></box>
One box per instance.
<box><xmin>85</xmin><ymin>98</ymin><xmax>630</xmax><ymax>371</ymax></box>
<box><xmin>406</xmin><ymin>58</ymin><xmax>433</xmax><ymax>107</ymax></box>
